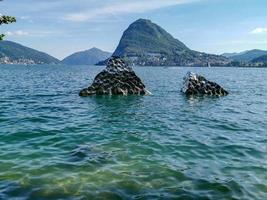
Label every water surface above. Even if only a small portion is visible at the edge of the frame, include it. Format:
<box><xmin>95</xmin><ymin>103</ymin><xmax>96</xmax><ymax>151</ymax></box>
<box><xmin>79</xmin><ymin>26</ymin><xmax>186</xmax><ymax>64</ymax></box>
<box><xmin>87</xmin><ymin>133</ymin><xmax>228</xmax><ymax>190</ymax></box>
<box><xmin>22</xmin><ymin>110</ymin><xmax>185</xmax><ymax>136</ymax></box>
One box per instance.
<box><xmin>0</xmin><ymin>65</ymin><xmax>267</xmax><ymax>199</ymax></box>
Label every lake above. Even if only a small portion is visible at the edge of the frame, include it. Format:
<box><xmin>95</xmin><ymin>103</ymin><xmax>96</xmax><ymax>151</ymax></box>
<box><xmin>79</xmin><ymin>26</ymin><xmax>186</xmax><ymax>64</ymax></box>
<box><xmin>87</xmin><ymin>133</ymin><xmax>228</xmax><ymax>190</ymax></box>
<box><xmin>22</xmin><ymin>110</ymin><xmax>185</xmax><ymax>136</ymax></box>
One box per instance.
<box><xmin>0</xmin><ymin>65</ymin><xmax>267</xmax><ymax>199</ymax></box>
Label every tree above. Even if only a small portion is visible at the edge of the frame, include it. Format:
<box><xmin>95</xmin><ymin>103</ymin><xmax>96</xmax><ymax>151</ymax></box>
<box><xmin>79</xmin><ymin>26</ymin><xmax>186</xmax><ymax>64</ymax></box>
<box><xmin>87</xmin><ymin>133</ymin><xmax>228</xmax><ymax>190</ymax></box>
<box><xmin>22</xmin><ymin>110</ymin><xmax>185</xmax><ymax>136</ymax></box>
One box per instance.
<box><xmin>0</xmin><ymin>0</ymin><xmax>16</xmax><ymax>40</ymax></box>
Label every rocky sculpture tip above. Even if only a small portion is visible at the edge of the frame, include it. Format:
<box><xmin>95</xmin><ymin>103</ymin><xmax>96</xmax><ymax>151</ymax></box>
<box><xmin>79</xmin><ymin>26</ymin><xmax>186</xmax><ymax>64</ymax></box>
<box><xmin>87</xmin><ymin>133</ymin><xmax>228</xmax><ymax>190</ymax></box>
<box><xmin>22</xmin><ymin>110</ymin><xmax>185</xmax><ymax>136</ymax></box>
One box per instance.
<box><xmin>105</xmin><ymin>56</ymin><xmax>133</xmax><ymax>74</ymax></box>
<box><xmin>79</xmin><ymin>57</ymin><xmax>151</xmax><ymax>96</ymax></box>
<box><xmin>182</xmin><ymin>72</ymin><xmax>228</xmax><ymax>96</ymax></box>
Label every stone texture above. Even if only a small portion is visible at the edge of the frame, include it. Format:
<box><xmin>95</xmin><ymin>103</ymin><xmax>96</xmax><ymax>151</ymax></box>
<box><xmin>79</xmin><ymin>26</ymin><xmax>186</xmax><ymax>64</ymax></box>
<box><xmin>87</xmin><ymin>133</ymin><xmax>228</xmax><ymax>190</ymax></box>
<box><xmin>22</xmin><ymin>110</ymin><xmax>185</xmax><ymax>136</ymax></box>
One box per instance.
<box><xmin>182</xmin><ymin>72</ymin><xmax>228</xmax><ymax>96</ymax></box>
<box><xmin>79</xmin><ymin>57</ymin><xmax>151</xmax><ymax>96</ymax></box>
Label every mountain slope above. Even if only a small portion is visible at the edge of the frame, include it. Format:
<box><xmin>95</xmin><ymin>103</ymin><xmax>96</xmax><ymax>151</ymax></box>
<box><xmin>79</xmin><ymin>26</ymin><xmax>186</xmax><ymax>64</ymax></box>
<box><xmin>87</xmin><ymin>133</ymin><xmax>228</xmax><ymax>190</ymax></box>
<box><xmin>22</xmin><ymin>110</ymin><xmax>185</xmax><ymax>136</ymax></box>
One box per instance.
<box><xmin>113</xmin><ymin>19</ymin><xmax>229</xmax><ymax>66</ymax></box>
<box><xmin>251</xmin><ymin>55</ymin><xmax>267</xmax><ymax>63</ymax></box>
<box><xmin>113</xmin><ymin>19</ymin><xmax>190</xmax><ymax>57</ymax></box>
<box><xmin>0</xmin><ymin>41</ymin><xmax>59</xmax><ymax>64</ymax></box>
<box><xmin>221</xmin><ymin>52</ymin><xmax>239</xmax><ymax>58</ymax></box>
<box><xmin>224</xmin><ymin>49</ymin><xmax>267</xmax><ymax>62</ymax></box>
<box><xmin>62</xmin><ymin>47</ymin><xmax>111</xmax><ymax>65</ymax></box>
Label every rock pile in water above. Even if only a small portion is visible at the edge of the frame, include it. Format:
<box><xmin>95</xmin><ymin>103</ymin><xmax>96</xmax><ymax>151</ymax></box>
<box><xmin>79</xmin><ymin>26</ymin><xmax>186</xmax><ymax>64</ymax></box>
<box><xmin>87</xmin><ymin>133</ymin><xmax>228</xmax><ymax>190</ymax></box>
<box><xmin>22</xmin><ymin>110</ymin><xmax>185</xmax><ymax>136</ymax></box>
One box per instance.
<box><xmin>79</xmin><ymin>57</ymin><xmax>151</xmax><ymax>96</ymax></box>
<box><xmin>182</xmin><ymin>72</ymin><xmax>228</xmax><ymax>96</ymax></box>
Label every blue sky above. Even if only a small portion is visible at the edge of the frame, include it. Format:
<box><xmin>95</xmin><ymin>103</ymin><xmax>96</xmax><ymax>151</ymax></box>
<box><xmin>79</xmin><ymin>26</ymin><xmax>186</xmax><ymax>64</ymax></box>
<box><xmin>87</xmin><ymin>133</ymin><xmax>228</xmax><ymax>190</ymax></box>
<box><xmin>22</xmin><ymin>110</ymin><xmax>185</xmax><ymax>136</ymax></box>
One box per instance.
<box><xmin>1</xmin><ymin>0</ymin><xmax>267</xmax><ymax>59</ymax></box>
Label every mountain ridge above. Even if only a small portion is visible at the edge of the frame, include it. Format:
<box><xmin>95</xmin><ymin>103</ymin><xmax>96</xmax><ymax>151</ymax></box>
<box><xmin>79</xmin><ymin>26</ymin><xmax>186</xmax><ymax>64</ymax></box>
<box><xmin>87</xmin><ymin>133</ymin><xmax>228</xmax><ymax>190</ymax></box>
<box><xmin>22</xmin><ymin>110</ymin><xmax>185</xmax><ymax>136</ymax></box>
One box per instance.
<box><xmin>222</xmin><ymin>49</ymin><xmax>267</xmax><ymax>62</ymax></box>
<box><xmin>112</xmin><ymin>18</ymin><xmax>230</xmax><ymax>66</ymax></box>
<box><xmin>62</xmin><ymin>47</ymin><xmax>111</xmax><ymax>65</ymax></box>
<box><xmin>0</xmin><ymin>40</ymin><xmax>59</xmax><ymax>64</ymax></box>
<box><xmin>251</xmin><ymin>55</ymin><xmax>267</xmax><ymax>64</ymax></box>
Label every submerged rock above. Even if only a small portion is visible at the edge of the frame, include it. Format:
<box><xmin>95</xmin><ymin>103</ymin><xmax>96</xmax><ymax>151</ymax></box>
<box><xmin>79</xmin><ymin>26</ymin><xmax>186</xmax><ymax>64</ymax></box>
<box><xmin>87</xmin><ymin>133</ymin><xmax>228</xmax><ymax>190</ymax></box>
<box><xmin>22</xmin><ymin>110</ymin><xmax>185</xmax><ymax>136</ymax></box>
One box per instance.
<box><xmin>70</xmin><ymin>145</ymin><xmax>110</xmax><ymax>163</ymax></box>
<box><xmin>79</xmin><ymin>57</ymin><xmax>151</xmax><ymax>96</ymax></box>
<box><xmin>182</xmin><ymin>72</ymin><xmax>228</xmax><ymax>96</ymax></box>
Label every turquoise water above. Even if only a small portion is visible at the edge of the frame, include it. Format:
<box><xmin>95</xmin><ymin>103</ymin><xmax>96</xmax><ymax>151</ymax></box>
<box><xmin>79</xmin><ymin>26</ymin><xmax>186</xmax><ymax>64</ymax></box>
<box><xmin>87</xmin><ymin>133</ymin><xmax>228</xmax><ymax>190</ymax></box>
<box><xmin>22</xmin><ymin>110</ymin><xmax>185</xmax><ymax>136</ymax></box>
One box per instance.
<box><xmin>0</xmin><ymin>65</ymin><xmax>267</xmax><ymax>200</ymax></box>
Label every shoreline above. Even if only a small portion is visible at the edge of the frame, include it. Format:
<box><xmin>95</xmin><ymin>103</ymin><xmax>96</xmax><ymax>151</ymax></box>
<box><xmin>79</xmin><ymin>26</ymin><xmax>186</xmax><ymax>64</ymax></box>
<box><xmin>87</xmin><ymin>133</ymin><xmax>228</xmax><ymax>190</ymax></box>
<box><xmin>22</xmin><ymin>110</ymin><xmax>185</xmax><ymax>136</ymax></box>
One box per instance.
<box><xmin>0</xmin><ymin>64</ymin><xmax>266</xmax><ymax>68</ymax></box>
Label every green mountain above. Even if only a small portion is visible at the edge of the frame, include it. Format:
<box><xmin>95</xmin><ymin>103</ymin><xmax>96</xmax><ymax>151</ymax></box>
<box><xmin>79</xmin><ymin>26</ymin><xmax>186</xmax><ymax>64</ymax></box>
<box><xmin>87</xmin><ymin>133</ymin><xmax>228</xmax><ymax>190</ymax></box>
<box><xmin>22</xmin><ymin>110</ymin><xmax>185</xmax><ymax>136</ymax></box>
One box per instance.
<box><xmin>0</xmin><ymin>41</ymin><xmax>59</xmax><ymax>64</ymax></box>
<box><xmin>251</xmin><ymin>55</ymin><xmax>267</xmax><ymax>63</ymax></box>
<box><xmin>223</xmin><ymin>49</ymin><xmax>267</xmax><ymax>62</ymax></box>
<box><xmin>113</xmin><ymin>19</ymin><xmax>229</xmax><ymax>66</ymax></box>
<box><xmin>62</xmin><ymin>47</ymin><xmax>111</xmax><ymax>65</ymax></box>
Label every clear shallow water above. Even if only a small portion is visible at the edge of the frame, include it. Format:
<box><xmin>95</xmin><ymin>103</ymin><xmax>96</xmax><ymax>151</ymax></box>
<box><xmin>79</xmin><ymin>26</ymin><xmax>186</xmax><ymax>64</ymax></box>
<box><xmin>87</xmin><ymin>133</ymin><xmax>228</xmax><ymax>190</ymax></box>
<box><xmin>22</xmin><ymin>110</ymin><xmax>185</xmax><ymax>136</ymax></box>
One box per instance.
<box><xmin>0</xmin><ymin>65</ymin><xmax>267</xmax><ymax>200</ymax></box>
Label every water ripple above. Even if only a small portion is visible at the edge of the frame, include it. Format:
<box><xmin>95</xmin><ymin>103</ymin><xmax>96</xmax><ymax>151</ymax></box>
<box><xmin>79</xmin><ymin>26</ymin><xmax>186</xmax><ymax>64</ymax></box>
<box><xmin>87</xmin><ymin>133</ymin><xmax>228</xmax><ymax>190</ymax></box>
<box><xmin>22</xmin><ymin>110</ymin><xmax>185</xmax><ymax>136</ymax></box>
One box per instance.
<box><xmin>0</xmin><ymin>65</ymin><xmax>267</xmax><ymax>199</ymax></box>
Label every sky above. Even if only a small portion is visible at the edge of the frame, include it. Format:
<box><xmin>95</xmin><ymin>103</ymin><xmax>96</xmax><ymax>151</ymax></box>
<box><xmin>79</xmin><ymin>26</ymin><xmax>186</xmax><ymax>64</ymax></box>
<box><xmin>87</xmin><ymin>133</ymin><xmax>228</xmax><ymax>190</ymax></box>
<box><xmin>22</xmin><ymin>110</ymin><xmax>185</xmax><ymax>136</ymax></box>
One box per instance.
<box><xmin>1</xmin><ymin>0</ymin><xmax>267</xmax><ymax>59</ymax></box>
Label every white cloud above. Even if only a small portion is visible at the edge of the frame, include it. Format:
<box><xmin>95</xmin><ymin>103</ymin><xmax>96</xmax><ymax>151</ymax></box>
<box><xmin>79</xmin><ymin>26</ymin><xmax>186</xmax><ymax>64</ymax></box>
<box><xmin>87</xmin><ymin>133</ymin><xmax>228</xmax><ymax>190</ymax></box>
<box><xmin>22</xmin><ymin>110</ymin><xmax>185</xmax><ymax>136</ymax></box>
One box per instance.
<box><xmin>64</xmin><ymin>0</ymin><xmax>197</xmax><ymax>22</ymax></box>
<box><xmin>251</xmin><ymin>27</ymin><xmax>267</xmax><ymax>34</ymax></box>
<box><xmin>5</xmin><ymin>30</ymin><xmax>29</xmax><ymax>36</ymax></box>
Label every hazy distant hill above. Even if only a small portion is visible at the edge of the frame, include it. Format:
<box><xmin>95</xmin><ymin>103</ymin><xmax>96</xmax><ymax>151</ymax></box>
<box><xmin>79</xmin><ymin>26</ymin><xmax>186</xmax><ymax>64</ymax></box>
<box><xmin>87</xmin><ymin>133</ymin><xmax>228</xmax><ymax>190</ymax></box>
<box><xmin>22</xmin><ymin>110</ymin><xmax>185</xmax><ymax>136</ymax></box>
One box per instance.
<box><xmin>112</xmin><ymin>19</ymin><xmax>229</xmax><ymax>66</ymax></box>
<box><xmin>251</xmin><ymin>55</ymin><xmax>267</xmax><ymax>63</ymax></box>
<box><xmin>62</xmin><ymin>47</ymin><xmax>111</xmax><ymax>65</ymax></box>
<box><xmin>0</xmin><ymin>41</ymin><xmax>59</xmax><ymax>64</ymax></box>
<box><xmin>221</xmin><ymin>52</ymin><xmax>239</xmax><ymax>58</ymax></box>
<box><xmin>223</xmin><ymin>49</ymin><xmax>267</xmax><ymax>62</ymax></box>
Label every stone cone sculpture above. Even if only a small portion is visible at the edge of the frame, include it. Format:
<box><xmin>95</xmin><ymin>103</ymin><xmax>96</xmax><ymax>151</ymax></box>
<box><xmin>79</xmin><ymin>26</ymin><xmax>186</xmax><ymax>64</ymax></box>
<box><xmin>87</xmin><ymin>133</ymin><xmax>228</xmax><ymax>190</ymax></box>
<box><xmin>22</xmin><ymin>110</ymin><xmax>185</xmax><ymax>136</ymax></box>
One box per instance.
<box><xmin>79</xmin><ymin>57</ymin><xmax>151</xmax><ymax>96</ymax></box>
<box><xmin>182</xmin><ymin>72</ymin><xmax>228</xmax><ymax>96</ymax></box>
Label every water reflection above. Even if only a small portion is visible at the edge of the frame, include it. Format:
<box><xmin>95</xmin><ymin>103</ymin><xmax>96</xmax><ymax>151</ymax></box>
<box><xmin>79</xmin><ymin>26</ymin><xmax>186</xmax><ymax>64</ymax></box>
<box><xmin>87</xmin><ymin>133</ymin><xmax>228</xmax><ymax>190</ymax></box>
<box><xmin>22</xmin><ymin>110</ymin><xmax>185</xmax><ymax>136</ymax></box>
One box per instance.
<box><xmin>182</xmin><ymin>94</ymin><xmax>221</xmax><ymax>107</ymax></box>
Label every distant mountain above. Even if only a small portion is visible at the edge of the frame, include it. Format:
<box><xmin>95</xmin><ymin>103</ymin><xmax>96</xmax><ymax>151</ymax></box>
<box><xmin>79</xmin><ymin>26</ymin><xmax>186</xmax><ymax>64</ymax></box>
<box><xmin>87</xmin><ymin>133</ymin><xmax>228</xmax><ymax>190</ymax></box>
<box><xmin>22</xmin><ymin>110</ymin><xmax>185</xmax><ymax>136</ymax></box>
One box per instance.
<box><xmin>221</xmin><ymin>52</ymin><xmax>239</xmax><ymax>58</ymax></box>
<box><xmin>112</xmin><ymin>19</ymin><xmax>229</xmax><ymax>66</ymax></box>
<box><xmin>0</xmin><ymin>41</ymin><xmax>59</xmax><ymax>64</ymax></box>
<box><xmin>223</xmin><ymin>49</ymin><xmax>267</xmax><ymax>62</ymax></box>
<box><xmin>251</xmin><ymin>55</ymin><xmax>267</xmax><ymax>63</ymax></box>
<box><xmin>62</xmin><ymin>47</ymin><xmax>111</xmax><ymax>65</ymax></box>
